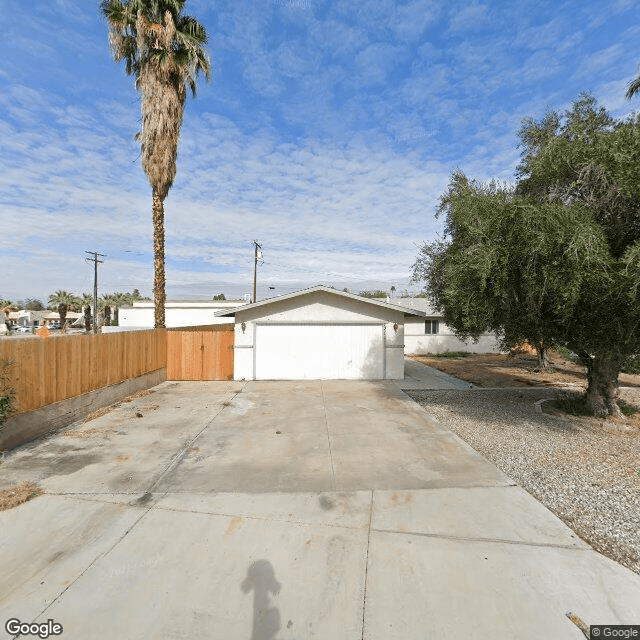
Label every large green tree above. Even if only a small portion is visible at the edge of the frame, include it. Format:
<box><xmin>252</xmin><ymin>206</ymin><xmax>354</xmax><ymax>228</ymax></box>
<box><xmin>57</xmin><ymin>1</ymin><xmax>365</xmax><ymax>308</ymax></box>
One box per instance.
<box><xmin>101</xmin><ymin>0</ymin><xmax>211</xmax><ymax>328</ymax></box>
<box><xmin>412</xmin><ymin>95</ymin><xmax>640</xmax><ymax>417</ymax></box>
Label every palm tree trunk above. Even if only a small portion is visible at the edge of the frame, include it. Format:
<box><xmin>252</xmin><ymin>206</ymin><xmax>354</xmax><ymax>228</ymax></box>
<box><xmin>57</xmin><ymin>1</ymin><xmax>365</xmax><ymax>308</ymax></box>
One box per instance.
<box><xmin>152</xmin><ymin>189</ymin><xmax>166</xmax><ymax>329</ymax></box>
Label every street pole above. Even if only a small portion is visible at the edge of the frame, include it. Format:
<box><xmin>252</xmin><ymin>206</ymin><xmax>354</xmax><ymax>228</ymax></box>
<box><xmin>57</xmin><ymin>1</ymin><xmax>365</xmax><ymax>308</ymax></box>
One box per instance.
<box><xmin>85</xmin><ymin>251</ymin><xmax>105</xmax><ymax>333</ymax></box>
<box><xmin>252</xmin><ymin>240</ymin><xmax>262</xmax><ymax>303</ymax></box>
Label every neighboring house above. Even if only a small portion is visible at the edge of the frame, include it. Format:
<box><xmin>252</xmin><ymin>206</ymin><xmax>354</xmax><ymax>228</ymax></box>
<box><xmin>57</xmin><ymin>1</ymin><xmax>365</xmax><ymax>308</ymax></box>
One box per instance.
<box><xmin>215</xmin><ymin>285</ymin><xmax>426</xmax><ymax>381</ymax></box>
<box><xmin>6</xmin><ymin>310</ymin><xmax>49</xmax><ymax>328</ymax></box>
<box><xmin>118</xmin><ymin>299</ymin><xmax>246</xmax><ymax>328</ymax></box>
<box><xmin>44</xmin><ymin>311</ymin><xmax>83</xmax><ymax>327</ymax></box>
<box><xmin>393</xmin><ymin>297</ymin><xmax>501</xmax><ymax>355</ymax></box>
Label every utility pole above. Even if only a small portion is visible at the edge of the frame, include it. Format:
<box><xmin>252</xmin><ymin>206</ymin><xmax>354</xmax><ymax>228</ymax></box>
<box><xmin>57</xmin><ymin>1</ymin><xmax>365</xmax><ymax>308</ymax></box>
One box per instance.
<box><xmin>85</xmin><ymin>251</ymin><xmax>105</xmax><ymax>333</ymax></box>
<box><xmin>252</xmin><ymin>240</ymin><xmax>262</xmax><ymax>303</ymax></box>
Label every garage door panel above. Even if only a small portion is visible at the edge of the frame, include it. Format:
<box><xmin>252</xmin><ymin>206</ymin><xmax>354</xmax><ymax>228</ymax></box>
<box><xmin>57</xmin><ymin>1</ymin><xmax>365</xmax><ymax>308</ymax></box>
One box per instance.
<box><xmin>255</xmin><ymin>324</ymin><xmax>384</xmax><ymax>380</ymax></box>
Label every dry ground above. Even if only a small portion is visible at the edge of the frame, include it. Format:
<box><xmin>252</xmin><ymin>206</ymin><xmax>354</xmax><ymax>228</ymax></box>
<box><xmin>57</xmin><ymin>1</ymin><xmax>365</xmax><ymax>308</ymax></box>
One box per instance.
<box><xmin>0</xmin><ymin>481</ymin><xmax>41</xmax><ymax>511</ymax></box>
<box><xmin>409</xmin><ymin>349</ymin><xmax>640</xmax><ymax>390</ymax></box>
<box><xmin>407</xmin><ymin>349</ymin><xmax>640</xmax><ymax>574</ymax></box>
<box><xmin>409</xmin><ymin>350</ymin><xmax>640</xmax><ymax>428</ymax></box>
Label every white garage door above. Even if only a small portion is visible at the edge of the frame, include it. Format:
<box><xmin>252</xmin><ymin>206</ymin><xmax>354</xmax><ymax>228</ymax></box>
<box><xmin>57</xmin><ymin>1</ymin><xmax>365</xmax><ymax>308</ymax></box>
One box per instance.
<box><xmin>255</xmin><ymin>323</ymin><xmax>385</xmax><ymax>380</ymax></box>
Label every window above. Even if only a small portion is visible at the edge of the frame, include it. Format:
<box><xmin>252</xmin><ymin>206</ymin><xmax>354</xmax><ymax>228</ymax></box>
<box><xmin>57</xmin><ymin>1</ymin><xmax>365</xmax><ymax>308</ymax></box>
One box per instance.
<box><xmin>425</xmin><ymin>320</ymin><xmax>439</xmax><ymax>334</ymax></box>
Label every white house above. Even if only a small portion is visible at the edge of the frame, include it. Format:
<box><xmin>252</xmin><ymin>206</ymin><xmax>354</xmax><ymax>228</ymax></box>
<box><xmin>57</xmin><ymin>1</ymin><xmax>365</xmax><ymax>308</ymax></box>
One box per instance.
<box><xmin>6</xmin><ymin>310</ymin><xmax>49</xmax><ymax>328</ymax></box>
<box><xmin>215</xmin><ymin>285</ymin><xmax>425</xmax><ymax>381</ymax></box>
<box><xmin>118</xmin><ymin>299</ymin><xmax>245</xmax><ymax>329</ymax></box>
<box><xmin>393</xmin><ymin>297</ymin><xmax>501</xmax><ymax>355</ymax></box>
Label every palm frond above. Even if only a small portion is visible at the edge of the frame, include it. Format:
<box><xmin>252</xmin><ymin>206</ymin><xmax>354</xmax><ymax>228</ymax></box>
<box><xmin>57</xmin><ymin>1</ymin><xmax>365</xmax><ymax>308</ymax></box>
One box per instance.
<box><xmin>625</xmin><ymin>74</ymin><xmax>640</xmax><ymax>100</ymax></box>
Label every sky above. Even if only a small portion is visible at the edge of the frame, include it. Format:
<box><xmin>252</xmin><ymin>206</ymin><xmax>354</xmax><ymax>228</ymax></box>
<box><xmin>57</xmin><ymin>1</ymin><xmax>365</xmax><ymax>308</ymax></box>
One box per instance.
<box><xmin>1</xmin><ymin>0</ymin><xmax>639</xmax><ymax>304</ymax></box>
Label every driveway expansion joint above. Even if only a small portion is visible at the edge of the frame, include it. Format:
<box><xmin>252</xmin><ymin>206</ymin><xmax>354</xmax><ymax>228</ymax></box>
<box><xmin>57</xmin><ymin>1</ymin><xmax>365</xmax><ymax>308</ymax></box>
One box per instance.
<box><xmin>360</xmin><ymin>491</ymin><xmax>374</xmax><ymax>640</ymax></box>
<box><xmin>320</xmin><ymin>381</ymin><xmax>337</xmax><ymax>491</ymax></box>
<box><xmin>371</xmin><ymin>527</ymin><xmax>587</xmax><ymax>551</ymax></box>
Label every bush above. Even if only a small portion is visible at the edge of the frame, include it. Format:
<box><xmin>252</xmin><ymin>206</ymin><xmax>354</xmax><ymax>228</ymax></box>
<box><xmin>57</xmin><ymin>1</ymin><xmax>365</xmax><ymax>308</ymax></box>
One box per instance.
<box><xmin>0</xmin><ymin>359</ymin><xmax>16</xmax><ymax>426</ymax></box>
<box><xmin>429</xmin><ymin>351</ymin><xmax>471</xmax><ymax>359</ymax></box>
<box><xmin>555</xmin><ymin>391</ymin><xmax>591</xmax><ymax>416</ymax></box>
<box><xmin>622</xmin><ymin>355</ymin><xmax>640</xmax><ymax>375</ymax></box>
<box><xmin>554</xmin><ymin>345</ymin><xmax>580</xmax><ymax>363</ymax></box>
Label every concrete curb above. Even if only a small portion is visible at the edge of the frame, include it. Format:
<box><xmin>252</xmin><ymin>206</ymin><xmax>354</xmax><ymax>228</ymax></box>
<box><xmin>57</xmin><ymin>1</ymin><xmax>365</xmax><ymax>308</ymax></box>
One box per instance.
<box><xmin>0</xmin><ymin>369</ymin><xmax>166</xmax><ymax>452</ymax></box>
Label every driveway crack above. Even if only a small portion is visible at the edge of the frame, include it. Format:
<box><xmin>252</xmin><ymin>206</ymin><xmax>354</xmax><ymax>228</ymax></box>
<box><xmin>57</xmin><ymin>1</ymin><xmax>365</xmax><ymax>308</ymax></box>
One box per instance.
<box><xmin>144</xmin><ymin>383</ymin><xmax>247</xmax><ymax>494</ymax></box>
<box><xmin>24</xmin><ymin>502</ymin><xmax>155</xmax><ymax>633</ymax></box>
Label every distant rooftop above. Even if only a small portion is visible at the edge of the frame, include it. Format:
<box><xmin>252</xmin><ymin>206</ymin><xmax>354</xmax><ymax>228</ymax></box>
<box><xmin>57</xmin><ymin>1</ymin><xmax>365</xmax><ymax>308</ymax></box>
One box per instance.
<box><xmin>392</xmin><ymin>297</ymin><xmax>440</xmax><ymax>315</ymax></box>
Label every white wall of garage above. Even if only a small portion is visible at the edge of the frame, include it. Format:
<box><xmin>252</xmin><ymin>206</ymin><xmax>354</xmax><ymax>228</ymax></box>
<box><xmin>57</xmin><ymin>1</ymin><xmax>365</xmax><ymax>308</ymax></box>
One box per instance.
<box><xmin>230</xmin><ymin>289</ymin><xmax>409</xmax><ymax>380</ymax></box>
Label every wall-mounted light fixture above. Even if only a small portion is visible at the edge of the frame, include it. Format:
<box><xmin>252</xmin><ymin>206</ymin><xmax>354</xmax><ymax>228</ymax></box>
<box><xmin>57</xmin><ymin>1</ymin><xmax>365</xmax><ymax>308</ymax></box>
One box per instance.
<box><xmin>393</xmin><ymin>323</ymin><xmax>399</xmax><ymax>332</ymax></box>
<box><xmin>241</xmin><ymin>322</ymin><xmax>246</xmax><ymax>333</ymax></box>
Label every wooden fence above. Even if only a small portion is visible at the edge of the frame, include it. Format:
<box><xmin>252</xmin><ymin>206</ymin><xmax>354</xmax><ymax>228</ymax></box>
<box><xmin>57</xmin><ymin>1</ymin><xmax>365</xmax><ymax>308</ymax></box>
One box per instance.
<box><xmin>167</xmin><ymin>324</ymin><xmax>234</xmax><ymax>381</ymax></box>
<box><xmin>0</xmin><ymin>330</ymin><xmax>166</xmax><ymax>414</ymax></box>
<box><xmin>0</xmin><ymin>325</ymin><xmax>234</xmax><ymax>416</ymax></box>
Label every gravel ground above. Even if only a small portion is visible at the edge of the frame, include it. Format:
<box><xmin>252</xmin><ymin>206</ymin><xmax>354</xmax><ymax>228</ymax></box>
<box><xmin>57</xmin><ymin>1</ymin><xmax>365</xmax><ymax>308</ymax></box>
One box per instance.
<box><xmin>405</xmin><ymin>386</ymin><xmax>640</xmax><ymax>576</ymax></box>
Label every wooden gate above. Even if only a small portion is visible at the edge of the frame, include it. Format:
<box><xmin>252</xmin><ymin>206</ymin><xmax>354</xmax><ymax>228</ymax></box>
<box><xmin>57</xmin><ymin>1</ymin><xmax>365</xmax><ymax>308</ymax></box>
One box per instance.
<box><xmin>166</xmin><ymin>324</ymin><xmax>234</xmax><ymax>380</ymax></box>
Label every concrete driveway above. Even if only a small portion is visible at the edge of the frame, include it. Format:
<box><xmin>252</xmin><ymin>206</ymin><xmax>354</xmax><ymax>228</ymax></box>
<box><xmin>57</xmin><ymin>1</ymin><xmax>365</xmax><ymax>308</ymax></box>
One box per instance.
<box><xmin>1</xmin><ymin>380</ymin><xmax>639</xmax><ymax>639</ymax></box>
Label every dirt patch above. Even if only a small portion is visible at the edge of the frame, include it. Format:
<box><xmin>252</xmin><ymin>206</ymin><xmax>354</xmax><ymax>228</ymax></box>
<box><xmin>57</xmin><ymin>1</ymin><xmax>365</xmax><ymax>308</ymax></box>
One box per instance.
<box><xmin>409</xmin><ymin>350</ymin><xmax>640</xmax><ymax>390</ymax></box>
<box><xmin>121</xmin><ymin>389</ymin><xmax>154</xmax><ymax>403</ymax></box>
<box><xmin>83</xmin><ymin>406</ymin><xmax>115</xmax><ymax>423</ymax></box>
<box><xmin>410</xmin><ymin>350</ymin><xmax>640</xmax><ymax>428</ymax></box>
<box><xmin>77</xmin><ymin>390</ymin><xmax>157</xmax><ymax>426</ymax></box>
<box><xmin>65</xmin><ymin>426</ymin><xmax>116</xmax><ymax>438</ymax></box>
<box><xmin>0</xmin><ymin>481</ymin><xmax>42</xmax><ymax>511</ymax></box>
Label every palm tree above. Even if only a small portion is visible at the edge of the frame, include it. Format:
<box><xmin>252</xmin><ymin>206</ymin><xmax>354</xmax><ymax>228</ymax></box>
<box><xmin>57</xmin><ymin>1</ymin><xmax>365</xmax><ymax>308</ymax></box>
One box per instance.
<box><xmin>101</xmin><ymin>0</ymin><xmax>211</xmax><ymax>328</ymax></box>
<box><xmin>80</xmin><ymin>292</ymin><xmax>94</xmax><ymax>309</ymax></box>
<box><xmin>48</xmin><ymin>290</ymin><xmax>80</xmax><ymax>312</ymax></box>
<box><xmin>626</xmin><ymin>65</ymin><xmax>640</xmax><ymax>99</ymax></box>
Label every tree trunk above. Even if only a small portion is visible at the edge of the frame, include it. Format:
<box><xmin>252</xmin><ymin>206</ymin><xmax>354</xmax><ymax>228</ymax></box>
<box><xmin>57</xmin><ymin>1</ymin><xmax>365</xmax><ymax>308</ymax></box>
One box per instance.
<box><xmin>536</xmin><ymin>343</ymin><xmax>549</xmax><ymax>369</ymax></box>
<box><xmin>582</xmin><ymin>353</ymin><xmax>623</xmax><ymax>418</ymax></box>
<box><xmin>152</xmin><ymin>189</ymin><xmax>166</xmax><ymax>329</ymax></box>
<box><xmin>58</xmin><ymin>303</ymin><xmax>67</xmax><ymax>333</ymax></box>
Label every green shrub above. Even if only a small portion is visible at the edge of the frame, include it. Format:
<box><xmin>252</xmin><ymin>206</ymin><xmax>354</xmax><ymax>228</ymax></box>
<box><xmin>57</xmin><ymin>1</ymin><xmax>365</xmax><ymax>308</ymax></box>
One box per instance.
<box><xmin>555</xmin><ymin>391</ymin><xmax>591</xmax><ymax>416</ymax></box>
<box><xmin>0</xmin><ymin>359</ymin><xmax>16</xmax><ymax>426</ymax></box>
<box><xmin>621</xmin><ymin>355</ymin><xmax>640</xmax><ymax>375</ymax></box>
<box><xmin>554</xmin><ymin>345</ymin><xmax>580</xmax><ymax>363</ymax></box>
<box><xmin>429</xmin><ymin>351</ymin><xmax>471</xmax><ymax>359</ymax></box>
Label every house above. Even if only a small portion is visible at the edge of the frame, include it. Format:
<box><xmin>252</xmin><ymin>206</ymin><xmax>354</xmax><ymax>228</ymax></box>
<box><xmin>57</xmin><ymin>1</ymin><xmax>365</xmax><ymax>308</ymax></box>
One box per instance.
<box><xmin>6</xmin><ymin>310</ymin><xmax>49</xmax><ymax>328</ymax></box>
<box><xmin>118</xmin><ymin>299</ymin><xmax>246</xmax><ymax>328</ymax></box>
<box><xmin>393</xmin><ymin>297</ymin><xmax>501</xmax><ymax>355</ymax></box>
<box><xmin>43</xmin><ymin>311</ymin><xmax>83</xmax><ymax>327</ymax></box>
<box><xmin>215</xmin><ymin>285</ymin><xmax>426</xmax><ymax>381</ymax></box>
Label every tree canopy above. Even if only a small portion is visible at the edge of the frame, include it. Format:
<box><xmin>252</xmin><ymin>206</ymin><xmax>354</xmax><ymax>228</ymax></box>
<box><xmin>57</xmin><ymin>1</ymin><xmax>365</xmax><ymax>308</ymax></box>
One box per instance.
<box><xmin>412</xmin><ymin>94</ymin><xmax>640</xmax><ymax>417</ymax></box>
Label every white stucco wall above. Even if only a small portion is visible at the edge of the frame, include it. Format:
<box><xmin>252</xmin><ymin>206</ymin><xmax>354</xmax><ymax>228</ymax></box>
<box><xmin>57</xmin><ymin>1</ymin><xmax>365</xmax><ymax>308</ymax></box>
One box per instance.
<box><xmin>118</xmin><ymin>301</ymin><xmax>239</xmax><ymax>328</ymax></box>
<box><xmin>230</xmin><ymin>291</ymin><xmax>409</xmax><ymax>380</ymax></box>
<box><xmin>404</xmin><ymin>317</ymin><xmax>501</xmax><ymax>354</ymax></box>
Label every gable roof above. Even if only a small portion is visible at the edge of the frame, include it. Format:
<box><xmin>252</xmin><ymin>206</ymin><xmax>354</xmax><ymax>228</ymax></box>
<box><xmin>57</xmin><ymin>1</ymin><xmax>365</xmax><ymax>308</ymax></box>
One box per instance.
<box><xmin>215</xmin><ymin>285</ymin><xmax>426</xmax><ymax>317</ymax></box>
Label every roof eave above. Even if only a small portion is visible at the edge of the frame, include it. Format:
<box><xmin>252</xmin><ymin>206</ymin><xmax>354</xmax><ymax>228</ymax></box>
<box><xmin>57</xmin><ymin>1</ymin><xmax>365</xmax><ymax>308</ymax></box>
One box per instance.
<box><xmin>214</xmin><ymin>285</ymin><xmax>427</xmax><ymax>317</ymax></box>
